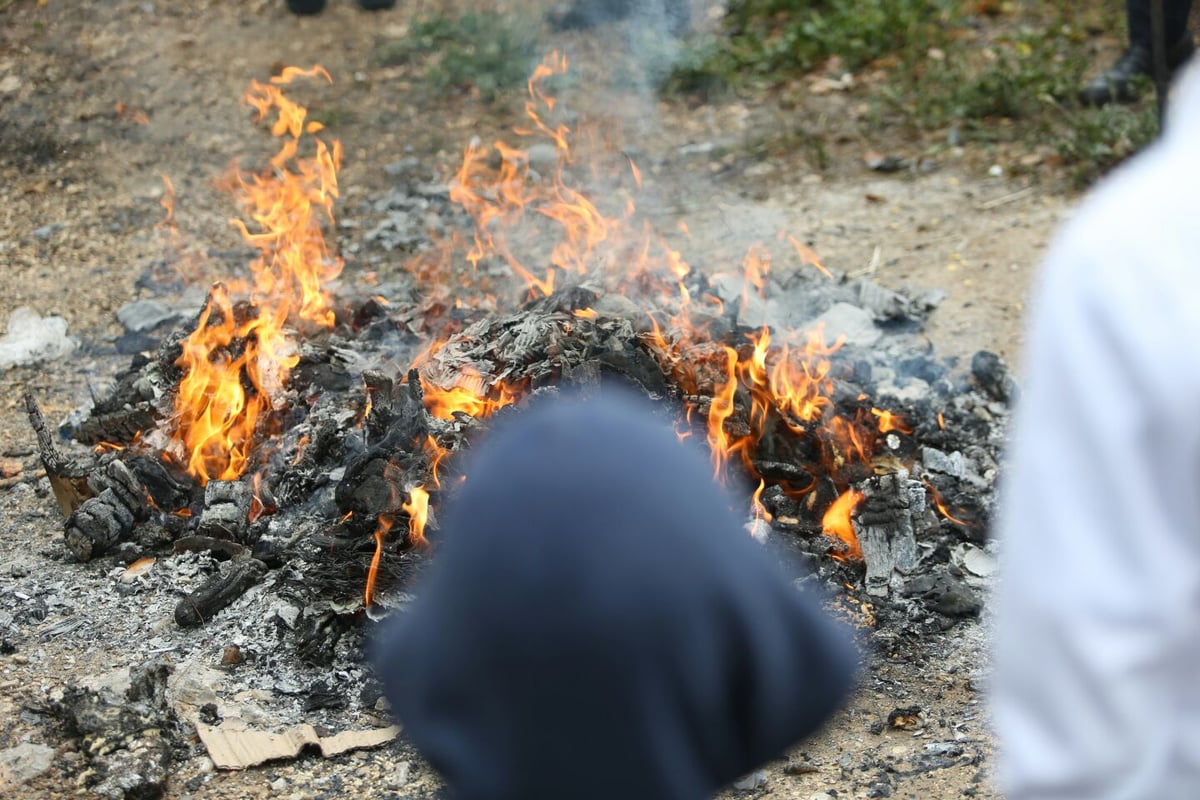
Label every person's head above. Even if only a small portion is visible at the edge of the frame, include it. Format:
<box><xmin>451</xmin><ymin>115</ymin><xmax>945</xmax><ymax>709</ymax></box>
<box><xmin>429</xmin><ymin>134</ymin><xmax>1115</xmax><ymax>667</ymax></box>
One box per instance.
<box><xmin>373</xmin><ymin>387</ymin><xmax>856</xmax><ymax>800</ymax></box>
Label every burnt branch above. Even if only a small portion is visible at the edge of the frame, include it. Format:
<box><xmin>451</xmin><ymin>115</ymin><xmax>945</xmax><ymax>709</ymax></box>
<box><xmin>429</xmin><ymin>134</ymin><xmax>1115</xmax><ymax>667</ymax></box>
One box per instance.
<box><xmin>174</xmin><ymin>558</ymin><xmax>267</xmax><ymax>627</ymax></box>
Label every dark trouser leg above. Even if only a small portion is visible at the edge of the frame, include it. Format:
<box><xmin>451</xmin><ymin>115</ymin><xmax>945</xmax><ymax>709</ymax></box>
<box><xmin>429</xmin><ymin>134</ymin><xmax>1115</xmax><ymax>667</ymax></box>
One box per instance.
<box><xmin>1127</xmin><ymin>0</ymin><xmax>1194</xmax><ymax>49</ymax></box>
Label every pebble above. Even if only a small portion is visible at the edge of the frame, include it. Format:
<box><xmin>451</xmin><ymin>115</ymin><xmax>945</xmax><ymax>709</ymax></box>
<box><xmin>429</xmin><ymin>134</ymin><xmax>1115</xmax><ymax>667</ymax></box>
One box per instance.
<box><xmin>386</xmin><ymin>760</ymin><xmax>411</xmax><ymax>789</ymax></box>
<box><xmin>116</xmin><ymin>299</ymin><xmax>177</xmax><ymax>333</ymax></box>
<box><xmin>221</xmin><ymin>644</ymin><xmax>245</xmax><ymax>666</ymax></box>
<box><xmin>733</xmin><ymin>770</ymin><xmax>768</xmax><ymax>790</ymax></box>
<box><xmin>32</xmin><ymin>223</ymin><xmax>65</xmax><ymax>239</ymax></box>
<box><xmin>0</xmin><ymin>742</ymin><xmax>56</xmax><ymax>784</ymax></box>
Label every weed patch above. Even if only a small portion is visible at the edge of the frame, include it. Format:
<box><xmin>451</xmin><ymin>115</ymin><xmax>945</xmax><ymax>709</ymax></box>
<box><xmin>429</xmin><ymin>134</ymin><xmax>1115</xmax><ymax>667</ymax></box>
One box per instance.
<box><xmin>665</xmin><ymin>3</ymin><xmax>1162</xmax><ymax>187</ymax></box>
<box><xmin>376</xmin><ymin>11</ymin><xmax>540</xmax><ymax>102</ymax></box>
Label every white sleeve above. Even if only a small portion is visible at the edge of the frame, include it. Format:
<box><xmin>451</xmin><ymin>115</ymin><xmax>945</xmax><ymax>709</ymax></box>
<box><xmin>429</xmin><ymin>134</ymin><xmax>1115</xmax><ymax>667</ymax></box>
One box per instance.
<box><xmin>993</xmin><ymin>174</ymin><xmax>1200</xmax><ymax>800</ymax></box>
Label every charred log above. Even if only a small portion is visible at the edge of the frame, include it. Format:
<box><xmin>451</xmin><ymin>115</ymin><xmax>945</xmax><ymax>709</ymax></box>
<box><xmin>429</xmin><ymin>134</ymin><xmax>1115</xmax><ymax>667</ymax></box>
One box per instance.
<box><xmin>854</xmin><ymin>470</ymin><xmax>929</xmax><ymax>598</ymax></box>
<box><xmin>174</xmin><ymin>558</ymin><xmax>267</xmax><ymax>627</ymax></box>
<box><xmin>123</xmin><ymin>455</ymin><xmax>192</xmax><ymax>513</ymax></box>
<box><xmin>196</xmin><ymin>479</ymin><xmax>253</xmax><ymax>543</ymax></box>
<box><xmin>270</xmin><ymin>415</ymin><xmax>348</xmax><ymax>508</ymax></box>
<box><xmin>296</xmin><ymin>609</ymin><xmax>351</xmax><ymax>668</ymax></box>
<box><xmin>68</xmin><ymin>337</ymin><xmax>182</xmax><ymax>446</ymax></box>
<box><xmin>64</xmin><ymin>461</ymin><xmax>151</xmax><ymax>561</ymax></box>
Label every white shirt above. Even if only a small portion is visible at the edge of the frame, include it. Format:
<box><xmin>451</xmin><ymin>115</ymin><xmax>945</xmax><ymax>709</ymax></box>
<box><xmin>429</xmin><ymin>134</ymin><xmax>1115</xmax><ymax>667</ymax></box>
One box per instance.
<box><xmin>994</xmin><ymin>65</ymin><xmax>1200</xmax><ymax>798</ymax></box>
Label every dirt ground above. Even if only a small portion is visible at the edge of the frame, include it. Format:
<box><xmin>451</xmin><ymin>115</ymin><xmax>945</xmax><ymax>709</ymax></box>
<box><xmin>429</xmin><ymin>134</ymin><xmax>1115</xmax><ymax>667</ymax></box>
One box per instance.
<box><xmin>0</xmin><ymin>1</ymin><xmax>1077</xmax><ymax>798</ymax></box>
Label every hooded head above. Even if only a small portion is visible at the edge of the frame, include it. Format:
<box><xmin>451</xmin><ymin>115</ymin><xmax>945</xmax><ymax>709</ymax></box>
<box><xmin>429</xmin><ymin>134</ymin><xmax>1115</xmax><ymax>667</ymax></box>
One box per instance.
<box><xmin>373</xmin><ymin>389</ymin><xmax>856</xmax><ymax>800</ymax></box>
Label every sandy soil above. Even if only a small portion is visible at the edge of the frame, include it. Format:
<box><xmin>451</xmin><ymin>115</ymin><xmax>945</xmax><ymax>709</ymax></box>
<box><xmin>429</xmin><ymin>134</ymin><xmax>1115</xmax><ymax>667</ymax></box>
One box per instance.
<box><xmin>0</xmin><ymin>1</ymin><xmax>1077</xmax><ymax>797</ymax></box>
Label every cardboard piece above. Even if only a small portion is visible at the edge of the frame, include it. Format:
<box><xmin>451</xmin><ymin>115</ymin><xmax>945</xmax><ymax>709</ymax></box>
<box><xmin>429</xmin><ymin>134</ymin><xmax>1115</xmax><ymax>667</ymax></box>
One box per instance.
<box><xmin>196</xmin><ymin>719</ymin><xmax>399</xmax><ymax>770</ymax></box>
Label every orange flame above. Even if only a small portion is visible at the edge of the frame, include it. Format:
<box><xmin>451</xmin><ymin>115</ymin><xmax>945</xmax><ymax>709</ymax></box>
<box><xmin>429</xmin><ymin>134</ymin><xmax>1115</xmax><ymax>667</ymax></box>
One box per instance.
<box><xmin>403</xmin><ymin>486</ymin><xmax>430</xmax><ymax>548</ymax></box>
<box><xmin>363</xmin><ymin>513</ymin><xmax>393</xmax><ymax>608</ymax></box>
<box><xmin>924</xmin><ymin>481</ymin><xmax>971</xmax><ymax>526</ymax></box>
<box><xmin>421</xmin><ymin>367</ymin><xmax>518</xmax><ymax>421</ymax></box>
<box><xmin>787</xmin><ymin>234</ymin><xmax>833</xmax><ymax>280</ymax></box>
<box><xmin>170</xmin><ymin>66</ymin><xmax>340</xmax><ymax>484</ymax></box>
<box><xmin>822</xmin><ymin>489</ymin><xmax>863</xmax><ymax>560</ymax></box>
<box><xmin>706</xmin><ymin>346</ymin><xmax>740</xmax><ymax>481</ymax></box>
<box><xmin>872</xmin><ymin>408</ymin><xmax>913</xmax><ymax>435</ymax></box>
<box><xmin>751</xmin><ymin>478</ymin><xmax>772</xmax><ymax>523</ymax></box>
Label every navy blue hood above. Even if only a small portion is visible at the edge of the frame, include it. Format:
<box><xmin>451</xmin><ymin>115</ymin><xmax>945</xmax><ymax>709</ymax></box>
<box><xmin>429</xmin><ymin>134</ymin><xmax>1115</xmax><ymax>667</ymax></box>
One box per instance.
<box><xmin>373</xmin><ymin>390</ymin><xmax>857</xmax><ymax>800</ymax></box>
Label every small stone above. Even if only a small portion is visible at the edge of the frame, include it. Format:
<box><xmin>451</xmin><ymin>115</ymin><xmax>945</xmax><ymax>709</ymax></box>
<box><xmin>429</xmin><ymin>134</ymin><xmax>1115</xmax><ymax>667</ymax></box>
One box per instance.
<box><xmin>32</xmin><ymin>223</ymin><xmax>65</xmax><ymax>239</ymax></box>
<box><xmin>221</xmin><ymin>644</ymin><xmax>245</xmax><ymax>666</ymax></box>
<box><xmin>387</xmin><ymin>761</ymin><xmax>411</xmax><ymax>789</ymax></box>
<box><xmin>921</xmin><ymin>447</ymin><xmax>966</xmax><ymax>479</ymax></box>
<box><xmin>812</xmin><ymin>302</ymin><xmax>880</xmax><ymax>348</ymax></box>
<box><xmin>116</xmin><ymin>299</ymin><xmax>177</xmax><ymax>333</ymax></box>
<box><xmin>0</xmin><ymin>742</ymin><xmax>55</xmax><ymax>784</ymax></box>
<box><xmin>960</xmin><ymin>547</ymin><xmax>997</xmax><ymax>578</ymax></box>
<box><xmin>733</xmin><ymin>770</ymin><xmax>768</xmax><ymax>790</ymax></box>
<box><xmin>867</xmin><ymin>782</ymin><xmax>891</xmax><ymax>798</ymax></box>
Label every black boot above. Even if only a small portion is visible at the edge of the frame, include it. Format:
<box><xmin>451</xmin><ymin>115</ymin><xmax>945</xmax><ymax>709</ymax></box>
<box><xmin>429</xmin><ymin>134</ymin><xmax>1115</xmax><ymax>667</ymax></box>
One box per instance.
<box><xmin>1080</xmin><ymin>36</ymin><xmax>1195</xmax><ymax>106</ymax></box>
<box><xmin>287</xmin><ymin>0</ymin><xmax>326</xmax><ymax>13</ymax></box>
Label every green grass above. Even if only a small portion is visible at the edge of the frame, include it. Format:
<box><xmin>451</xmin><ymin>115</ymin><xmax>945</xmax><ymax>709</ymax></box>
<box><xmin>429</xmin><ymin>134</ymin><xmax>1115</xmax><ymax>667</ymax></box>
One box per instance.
<box><xmin>664</xmin><ymin>2</ymin><xmax>1162</xmax><ymax>187</ymax></box>
<box><xmin>376</xmin><ymin>11</ymin><xmax>540</xmax><ymax>103</ymax></box>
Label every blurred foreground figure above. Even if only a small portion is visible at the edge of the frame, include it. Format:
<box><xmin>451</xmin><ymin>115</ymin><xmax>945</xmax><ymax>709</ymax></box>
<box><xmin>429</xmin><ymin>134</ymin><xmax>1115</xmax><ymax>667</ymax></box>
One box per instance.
<box><xmin>995</xmin><ymin>62</ymin><xmax>1200</xmax><ymax>798</ymax></box>
<box><xmin>373</xmin><ymin>391</ymin><xmax>856</xmax><ymax>800</ymax></box>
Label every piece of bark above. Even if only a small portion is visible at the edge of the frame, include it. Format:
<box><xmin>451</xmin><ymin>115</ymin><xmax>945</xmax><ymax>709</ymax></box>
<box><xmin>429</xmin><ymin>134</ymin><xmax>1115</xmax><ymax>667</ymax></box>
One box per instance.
<box><xmin>24</xmin><ymin>391</ymin><xmax>91</xmax><ymax>516</ymax></box>
<box><xmin>174</xmin><ymin>559</ymin><xmax>267</xmax><ymax>628</ymax></box>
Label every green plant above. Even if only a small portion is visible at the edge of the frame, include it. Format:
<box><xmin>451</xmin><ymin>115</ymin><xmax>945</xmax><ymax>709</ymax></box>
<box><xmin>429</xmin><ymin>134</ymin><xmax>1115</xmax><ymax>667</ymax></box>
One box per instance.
<box><xmin>375</xmin><ymin>12</ymin><xmax>540</xmax><ymax>102</ymax></box>
<box><xmin>665</xmin><ymin>0</ymin><xmax>960</xmax><ymax>95</ymax></box>
<box><xmin>1057</xmin><ymin>103</ymin><xmax>1159</xmax><ymax>187</ymax></box>
<box><xmin>662</xmin><ymin>0</ymin><xmax>1158</xmax><ymax>189</ymax></box>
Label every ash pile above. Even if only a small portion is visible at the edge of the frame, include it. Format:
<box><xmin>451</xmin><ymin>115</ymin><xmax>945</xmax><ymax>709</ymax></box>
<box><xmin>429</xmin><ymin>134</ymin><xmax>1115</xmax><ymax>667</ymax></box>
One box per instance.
<box><xmin>36</xmin><ymin>252</ymin><xmax>1007</xmax><ymax>630</ymax></box>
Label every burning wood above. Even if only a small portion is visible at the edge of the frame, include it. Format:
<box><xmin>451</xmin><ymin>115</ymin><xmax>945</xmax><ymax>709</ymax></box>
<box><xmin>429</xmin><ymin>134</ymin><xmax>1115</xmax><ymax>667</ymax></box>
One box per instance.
<box><xmin>27</xmin><ymin>55</ymin><xmax>1008</xmax><ymax>637</ymax></box>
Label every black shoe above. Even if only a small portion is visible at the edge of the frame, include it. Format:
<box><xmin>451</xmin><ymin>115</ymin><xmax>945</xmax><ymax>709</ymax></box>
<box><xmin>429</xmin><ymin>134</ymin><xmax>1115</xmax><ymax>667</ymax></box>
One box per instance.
<box><xmin>547</xmin><ymin>0</ymin><xmax>688</xmax><ymax>36</ymax></box>
<box><xmin>287</xmin><ymin>0</ymin><xmax>326</xmax><ymax>13</ymax></box>
<box><xmin>358</xmin><ymin>0</ymin><xmax>396</xmax><ymax>8</ymax></box>
<box><xmin>1080</xmin><ymin>37</ymin><xmax>1195</xmax><ymax>106</ymax></box>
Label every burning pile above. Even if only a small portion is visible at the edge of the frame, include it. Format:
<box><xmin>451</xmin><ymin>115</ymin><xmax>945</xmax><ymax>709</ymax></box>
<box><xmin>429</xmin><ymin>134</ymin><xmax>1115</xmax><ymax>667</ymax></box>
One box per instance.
<box><xmin>29</xmin><ymin>56</ymin><xmax>1008</xmax><ymax>635</ymax></box>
